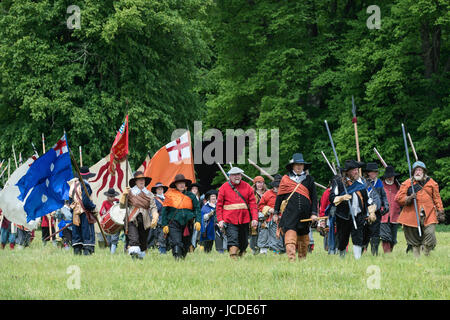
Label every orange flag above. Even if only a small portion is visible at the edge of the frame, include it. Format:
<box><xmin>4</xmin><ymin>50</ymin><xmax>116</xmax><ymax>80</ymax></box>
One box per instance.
<box><xmin>145</xmin><ymin>131</ymin><xmax>196</xmax><ymax>190</ymax></box>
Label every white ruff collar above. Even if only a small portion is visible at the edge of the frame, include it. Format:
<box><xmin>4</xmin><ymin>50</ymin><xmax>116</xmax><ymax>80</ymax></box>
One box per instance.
<box><xmin>131</xmin><ymin>186</ymin><xmax>150</xmax><ymax>196</ymax></box>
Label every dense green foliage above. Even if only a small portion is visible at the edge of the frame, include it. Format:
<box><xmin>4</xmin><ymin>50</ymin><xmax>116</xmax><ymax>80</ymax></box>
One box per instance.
<box><xmin>0</xmin><ymin>1</ymin><xmax>448</xmax><ymax>208</ymax></box>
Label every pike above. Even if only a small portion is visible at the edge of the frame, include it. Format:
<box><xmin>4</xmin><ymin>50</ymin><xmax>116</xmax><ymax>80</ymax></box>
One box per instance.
<box><xmin>351</xmin><ymin>96</ymin><xmax>362</xmax><ymax>176</ymax></box>
<box><xmin>216</xmin><ymin>162</ymin><xmax>229</xmax><ymax>180</ymax></box>
<box><xmin>373</xmin><ymin>147</ymin><xmax>387</xmax><ymax>168</ymax></box>
<box><xmin>79</xmin><ymin>146</ymin><xmax>83</xmax><ymax>167</ymax></box>
<box><xmin>401</xmin><ymin>123</ymin><xmax>422</xmax><ymax>237</ymax></box>
<box><xmin>248</xmin><ymin>158</ymin><xmax>275</xmax><ymax>181</ymax></box>
<box><xmin>12</xmin><ymin>144</ymin><xmax>18</xmax><ymax>169</ymax></box>
<box><xmin>324</xmin><ymin>120</ymin><xmax>357</xmax><ymax>229</ymax></box>
<box><xmin>407</xmin><ymin>132</ymin><xmax>419</xmax><ymax>162</ymax></box>
<box><xmin>31</xmin><ymin>142</ymin><xmax>39</xmax><ymax>157</ymax></box>
<box><xmin>321</xmin><ymin>151</ymin><xmax>336</xmax><ymax>175</ymax></box>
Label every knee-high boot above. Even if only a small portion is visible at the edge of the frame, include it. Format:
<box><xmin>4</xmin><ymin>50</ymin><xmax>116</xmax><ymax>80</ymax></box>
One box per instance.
<box><xmin>284</xmin><ymin>230</ymin><xmax>297</xmax><ymax>262</ymax></box>
<box><xmin>297</xmin><ymin>235</ymin><xmax>309</xmax><ymax>260</ymax></box>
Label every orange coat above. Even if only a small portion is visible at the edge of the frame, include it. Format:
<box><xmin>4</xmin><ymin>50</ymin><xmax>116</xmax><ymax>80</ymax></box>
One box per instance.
<box><xmin>395</xmin><ymin>177</ymin><xmax>443</xmax><ymax>227</ymax></box>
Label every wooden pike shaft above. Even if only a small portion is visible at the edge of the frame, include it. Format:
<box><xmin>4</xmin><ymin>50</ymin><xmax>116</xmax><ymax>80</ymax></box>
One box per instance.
<box><xmin>373</xmin><ymin>148</ymin><xmax>388</xmax><ymax>168</ymax></box>
<box><xmin>79</xmin><ymin>146</ymin><xmax>83</xmax><ymax>167</ymax></box>
<box><xmin>248</xmin><ymin>158</ymin><xmax>275</xmax><ymax>181</ymax></box>
<box><xmin>42</xmin><ymin>133</ymin><xmax>46</xmax><ymax>154</ymax></box>
<box><xmin>44</xmin><ymin>223</ymin><xmax>72</xmax><ymax>241</ymax></box>
<box><xmin>12</xmin><ymin>145</ymin><xmax>18</xmax><ymax>169</ymax></box>
<box><xmin>321</xmin><ymin>151</ymin><xmax>336</xmax><ymax>175</ymax></box>
<box><xmin>407</xmin><ymin>133</ymin><xmax>418</xmax><ymax>161</ymax></box>
<box><xmin>216</xmin><ymin>162</ymin><xmax>229</xmax><ymax>180</ymax></box>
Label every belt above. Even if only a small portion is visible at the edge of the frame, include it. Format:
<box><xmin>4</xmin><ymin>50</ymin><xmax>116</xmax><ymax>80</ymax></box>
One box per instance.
<box><xmin>223</xmin><ymin>203</ymin><xmax>248</xmax><ymax>210</ymax></box>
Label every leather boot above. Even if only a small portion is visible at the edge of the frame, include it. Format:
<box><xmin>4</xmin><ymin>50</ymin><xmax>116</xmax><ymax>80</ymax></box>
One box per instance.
<box><xmin>284</xmin><ymin>230</ymin><xmax>297</xmax><ymax>262</ymax></box>
<box><xmin>370</xmin><ymin>239</ymin><xmax>379</xmax><ymax>256</ymax></box>
<box><xmin>297</xmin><ymin>235</ymin><xmax>309</xmax><ymax>260</ymax></box>
<box><xmin>1</xmin><ymin>243</ymin><xmax>5</xmax><ymax>249</ymax></box>
<box><xmin>229</xmin><ymin>246</ymin><xmax>239</xmax><ymax>260</ymax></box>
<box><xmin>423</xmin><ymin>245</ymin><xmax>432</xmax><ymax>256</ymax></box>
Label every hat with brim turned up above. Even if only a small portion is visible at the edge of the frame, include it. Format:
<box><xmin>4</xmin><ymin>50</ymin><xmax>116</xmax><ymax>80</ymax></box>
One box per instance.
<box><xmin>381</xmin><ymin>166</ymin><xmax>401</xmax><ymax>180</ymax></box>
<box><xmin>129</xmin><ymin>171</ymin><xmax>152</xmax><ymax>188</ymax></box>
<box><xmin>285</xmin><ymin>153</ymin><xmax>311</xmax><ymax>171</ymax></box>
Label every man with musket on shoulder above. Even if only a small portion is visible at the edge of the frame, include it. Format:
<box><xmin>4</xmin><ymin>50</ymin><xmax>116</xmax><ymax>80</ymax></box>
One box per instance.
<box><xmin>216</xmin><ymin>166</ymin><xmax>258</xmax><ymax>259</ymax></box>
<box><xmin>120</xmin><ymin>171</ymin><xmax>158</xmax><ymax>259</ymax></box>
<box><xmin>329</xmin><ymin>160</ymin><xmax>377</xmax><ymax>259</ymax></box>
<box><xmin>395</xmin><ymin>161</ymin><xmax>444</xmax><ymax>257</ymax></box>
<box><xmin>273</xmin><ymin>153</ymin><xmax>318</xmax><ymax>262</ymax></box>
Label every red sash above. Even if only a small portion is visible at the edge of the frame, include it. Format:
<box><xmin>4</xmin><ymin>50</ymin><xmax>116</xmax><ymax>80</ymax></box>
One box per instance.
<box><xmin>277</xmin><ymin>175</ymin><xmax>311</xmax><ymax>203</ymax></box>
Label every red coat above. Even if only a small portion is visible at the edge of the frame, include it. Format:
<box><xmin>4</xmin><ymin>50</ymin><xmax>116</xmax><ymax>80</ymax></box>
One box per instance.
<box><xmin>41</xmin><ymin>215</ymin><xmax>55</xmax><ymax>228</ymax></box>
<box><xmin>99</xmin><ymin>199</ymin><xmax>118</xmax><ymax>217</ymax></box>
<box><xmin>216</xmin><ymin>180</ymin><xmax>258</xmax><ymax>225</ymax></box>
<box><xmin>258</xmin><ymin>189</ymin><xmax>277</xmax><ymax>222</ymax></box>
<box><xmin>381</xmin><ymin>181</ymin><xmax>401</xmax><ymax>223</ymax></box>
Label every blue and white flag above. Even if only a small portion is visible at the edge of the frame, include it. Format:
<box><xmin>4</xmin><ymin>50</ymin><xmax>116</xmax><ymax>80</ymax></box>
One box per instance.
<box><xmin>16</xmin><ymin>134</ymin><xmax>73</xmax><ymax>222</ymax></box>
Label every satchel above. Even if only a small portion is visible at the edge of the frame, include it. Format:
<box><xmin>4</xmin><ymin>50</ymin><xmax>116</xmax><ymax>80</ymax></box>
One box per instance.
<box><xmin>279</xmin><ymin>182</ymin><xmax>301</xmax><ymax>214</ymax></box>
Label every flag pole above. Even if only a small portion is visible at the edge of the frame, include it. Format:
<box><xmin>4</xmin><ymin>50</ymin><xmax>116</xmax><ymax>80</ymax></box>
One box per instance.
<box><xmin>124</xmin><ymin>102</ymin><xmax>130</xmax><ymax>236</ymax></box>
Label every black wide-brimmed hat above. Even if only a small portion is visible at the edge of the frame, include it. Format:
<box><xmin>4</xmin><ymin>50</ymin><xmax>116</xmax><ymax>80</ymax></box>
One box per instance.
<box><xmin>270</xmin><ymin>174</ymin><xmax>282</xmax><ymax>188</ymax></box>
<box><xmin>381</xmin><ymin>165</ymin><xmax>401</xmax><ymax>179</ymax></box>
<box><xmin>129</xmin><ymin>171</ymin><xmax>152</xmax><ymax>188</ymax></box>
<box><xmin>188</xmin><ymin>182</ymin><xmax>201</xmax><ymax>191</ymax></box>
<box><xmin>205</xmin><ymin>189</ymin><xmax>218</xmax><ymax>200</ymax></box>
<box><xmin>169</xmin><ymin>174</ymin><xmax>192</xmax><ymax>189</ymax></box>
<box><xmin>151</xmin><ymin>182</ymin><xmax>168</xmax><ymax>194</ymax></box>
<box><xmin>364</xmin><ymin>162</ymin><xmax>379</xmax><ymax>172</ymax></box>
<box><xmin>103</xmin><ymin>188</ymin><xmax>120</xmax><ymax>197</ymax></box>
<box><xmin>80</xmin><ymin>166</ymin><xmax>96</xmax><ymax>179</ymax></box>
<box><xmin>341</xmin><ymin>160</ymin><xmax>365</xmax><ymax>172</ymax></box>
<box><xmin>285</xmin><ymin>153</ymin><xmax>311</xmax><ymax>171</ymax></box>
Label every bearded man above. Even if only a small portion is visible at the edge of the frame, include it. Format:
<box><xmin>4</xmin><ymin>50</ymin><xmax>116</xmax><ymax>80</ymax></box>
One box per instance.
<box><xmin>395</xmin><ymin>161</ymin><xmax>444</xmax><ymax>257</ymax></box>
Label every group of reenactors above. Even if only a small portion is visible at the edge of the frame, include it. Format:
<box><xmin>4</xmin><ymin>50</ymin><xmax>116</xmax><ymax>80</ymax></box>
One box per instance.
<box><xmin>1</xmin><ymin>152</ymin><xmax>445</xmax><ymax>262</ymax></box>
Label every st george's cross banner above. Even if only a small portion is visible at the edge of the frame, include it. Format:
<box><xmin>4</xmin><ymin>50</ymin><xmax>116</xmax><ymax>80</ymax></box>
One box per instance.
<box><xmin>144</xmin><ymin>131</ymin><xmax>196</xmax><ymax>190</ymax></box>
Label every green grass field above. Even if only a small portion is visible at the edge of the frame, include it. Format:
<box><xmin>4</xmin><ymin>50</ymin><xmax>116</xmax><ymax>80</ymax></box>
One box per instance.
<box><xmin>1</xmin><ymin>226</ymin><xmax>449</xmax><ymax>300</ymax></box>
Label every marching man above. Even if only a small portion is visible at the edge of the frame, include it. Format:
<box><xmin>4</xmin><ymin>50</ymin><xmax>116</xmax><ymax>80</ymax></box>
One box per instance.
<box><xmin>120</xmin><ymin>171</ymin><xmax>158</xmax><ymax>259</ymax></box>
<box><xmin>395</xmin><ymin>161</ymin><xmax>444</xmax><ymax>257</ymax></box>
<box><xmin>216</xmin><ymin>167</ymin><xmax>258</xmax><ymax>260</ymax></box>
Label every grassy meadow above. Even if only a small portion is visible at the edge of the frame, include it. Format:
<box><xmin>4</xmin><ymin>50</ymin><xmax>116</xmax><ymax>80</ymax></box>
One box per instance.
<box><xmin>0</xmin><ymin>226</ymin><xmax>449</xmax><ymax>300</ymax></box>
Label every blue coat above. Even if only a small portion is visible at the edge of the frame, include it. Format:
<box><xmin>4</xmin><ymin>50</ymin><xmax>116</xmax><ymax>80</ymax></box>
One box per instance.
<box><xmin>200</xmin><ymin>203</ymin><xmax>216</xmax><ymax>241</ymax></box>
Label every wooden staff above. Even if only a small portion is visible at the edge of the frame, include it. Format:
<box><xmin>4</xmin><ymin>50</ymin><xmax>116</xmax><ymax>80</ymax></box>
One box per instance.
<box><xmin>407</xmin><ymin>132</ymin><xmax>419</xmax><ymax>161</ymax></box>
<box><xmin>8</xmin><ymin>158</ymin><xmax>10</xmax><ymax>179</ymax></box>
<box><xmin>373</xmin><ymin>147</ymin><xmax>388</xmax><ymax>168</ymax></box>
<box><xmin>79</xmin><ymin>146</ymin><xmax>83</xmax><ymax>167</ymax></box>
<box><xmin>351</xmin><ymin>96</ymin><xmax>362</xmax><ymax>176</ymax></box>
<box><xmin>44</xmin><ymin>223</ymin><xmax>72</xmax><ymax>241</ymax></box>
<box><xmin>248</xmin><ymin>158</ymin><xmax>275</xmax><ymax>181</ymax></box>
<box><xmin>0</xmin><ymin>165</ymin><xmax>7</xmax><ymax>180</ymax></box>
<box><xmin>321</xmin><ymin>151</ymin><xmax>336</xmax><ymax>175</ymax></box>
<box><xmin>70</xmin><ymin>151</ymin><xmax>109</xmax><ymax>245</ymax></box>
<box><xmin>300</xmin><ymin>216</ymin><xmax>328</xmax><ymax>223</ymax></box>
<box><xmin>47</xmin><ymin>213</ymin><xmax>53</xmax><ymax>242</ymax></box>
<box><xmin>42</xmin><ymin>133</ymin><xmax>46</xmax><ymax>154</ymax></box>
<box><xmin>0</xmin><ymin>159</ymin><xmax>4</xmax><ymax>170</ymax></box>
<box><xmin>12</xmin><ymin>145</ymin><xmax>18</xmax><ymax>169</ymax></box>
<box><xmin>124</xmin><ymin>155</ymin><xmax>129</xmax><ymax>235</ymax></box>
<box><xmin>216</xmin><ymin>162</ymin><xmax>229</xmax><ymax>180</ymax></box>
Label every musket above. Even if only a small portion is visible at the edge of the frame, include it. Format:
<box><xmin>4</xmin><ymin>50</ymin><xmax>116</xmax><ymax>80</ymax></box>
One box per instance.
<box><xmin>300</xmin><ymin>216</ymin><xmax>328</xmax><ymax>223</ymax></box>
<box><xmin>324</xmin><ymin>120</ymin><xmax>357</xmax><ymax>229</ymax></box>
<box><xmin>321</xmin><ymin>151</ymin><xmax>336</xmax><ymax>175</ymax></box>
<box><xmin>373</xmin><ymin>147</ymin><xmax>387</xmax><ymax>168</ymax></box>
<box><xmin>401</xmin><ymin>123</ymin><xmax>422</xmax><ymax>237</ymax></box>
<box><xmin>69</xmin><ymin>151</ymin><xmax>109</xmax><ymax>246</ymax></box>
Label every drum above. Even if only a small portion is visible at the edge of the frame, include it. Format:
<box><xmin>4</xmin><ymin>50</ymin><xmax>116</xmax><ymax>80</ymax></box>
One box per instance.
<box><xmin>100</xmin><ymin>203</ymin><xmax>125</xmax><ymax>235</ymax></box>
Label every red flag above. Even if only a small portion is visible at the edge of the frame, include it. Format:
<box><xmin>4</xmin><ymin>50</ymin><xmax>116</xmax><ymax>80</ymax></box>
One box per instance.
<box><xmin>110</xmin><ymin>115</ymin><xmax>129</xmax><ymax>164</ymax></box>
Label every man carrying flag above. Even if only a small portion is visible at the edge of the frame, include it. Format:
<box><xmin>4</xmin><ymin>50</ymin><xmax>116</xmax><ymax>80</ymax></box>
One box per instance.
<box><xmin>16</xmin><ymin>134</ymin><xmax>74</xmax><ymax>224</ymax></box>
